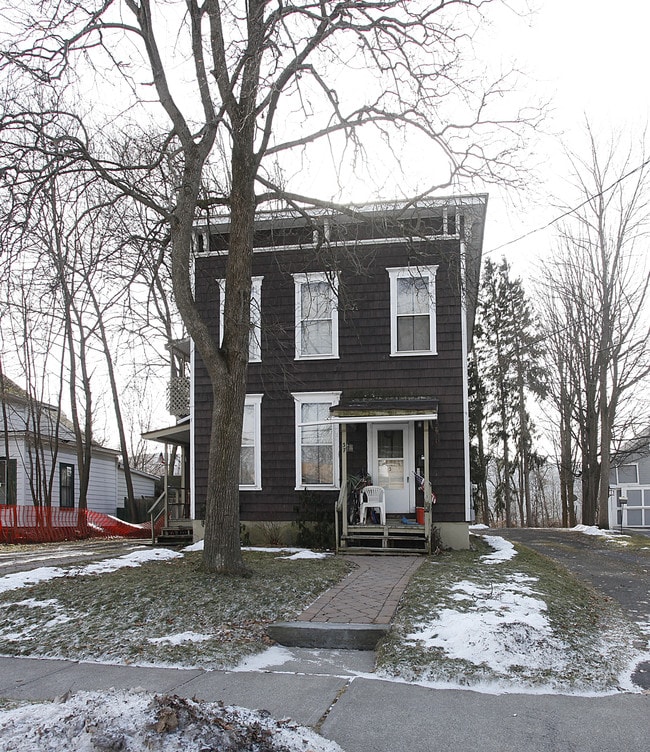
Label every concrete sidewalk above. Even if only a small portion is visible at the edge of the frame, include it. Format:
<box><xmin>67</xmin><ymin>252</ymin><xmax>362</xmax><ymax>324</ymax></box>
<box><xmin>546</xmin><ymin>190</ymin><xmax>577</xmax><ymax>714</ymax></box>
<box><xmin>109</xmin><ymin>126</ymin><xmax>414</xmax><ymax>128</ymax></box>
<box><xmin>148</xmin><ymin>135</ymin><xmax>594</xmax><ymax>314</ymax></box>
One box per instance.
<box><xmin>1</xmin><ymin>653</ymin><xmax>649</xmax><ymax>752</ymax></box>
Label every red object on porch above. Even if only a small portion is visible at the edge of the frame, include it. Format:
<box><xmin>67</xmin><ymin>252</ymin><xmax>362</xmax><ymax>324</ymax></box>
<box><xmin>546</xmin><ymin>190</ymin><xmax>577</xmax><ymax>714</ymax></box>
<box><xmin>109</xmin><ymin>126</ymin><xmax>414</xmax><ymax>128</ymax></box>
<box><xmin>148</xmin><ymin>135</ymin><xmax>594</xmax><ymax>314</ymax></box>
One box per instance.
<box><xmin>416</xmin><ymin>507</ymin><xmax>425</xmax><ymax>525</ymax></box>
<box><xmin>0</xmin><ymin>504</ymin><xmax>156</xmax><ymax>544</ymax></box>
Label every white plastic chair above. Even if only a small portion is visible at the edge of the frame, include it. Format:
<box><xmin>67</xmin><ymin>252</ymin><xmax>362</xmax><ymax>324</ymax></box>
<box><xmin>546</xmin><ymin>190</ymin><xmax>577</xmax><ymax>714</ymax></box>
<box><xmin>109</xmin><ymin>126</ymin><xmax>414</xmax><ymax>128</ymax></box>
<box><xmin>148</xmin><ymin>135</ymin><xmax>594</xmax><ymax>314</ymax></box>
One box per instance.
<box><xmin>360</xmin><ymin>485</ymin><xmax>386</xmax><ymax>525</ymax></box>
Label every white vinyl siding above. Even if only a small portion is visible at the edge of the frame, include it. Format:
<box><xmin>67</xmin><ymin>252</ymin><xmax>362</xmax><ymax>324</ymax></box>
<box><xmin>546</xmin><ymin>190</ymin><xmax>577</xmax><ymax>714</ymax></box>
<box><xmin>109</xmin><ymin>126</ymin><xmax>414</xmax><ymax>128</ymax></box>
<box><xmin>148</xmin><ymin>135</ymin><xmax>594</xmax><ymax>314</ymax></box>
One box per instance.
<box><xmin>117</xmin><ymin>469</ymin><xmax>157</xmax><ymax>505</ymax></box>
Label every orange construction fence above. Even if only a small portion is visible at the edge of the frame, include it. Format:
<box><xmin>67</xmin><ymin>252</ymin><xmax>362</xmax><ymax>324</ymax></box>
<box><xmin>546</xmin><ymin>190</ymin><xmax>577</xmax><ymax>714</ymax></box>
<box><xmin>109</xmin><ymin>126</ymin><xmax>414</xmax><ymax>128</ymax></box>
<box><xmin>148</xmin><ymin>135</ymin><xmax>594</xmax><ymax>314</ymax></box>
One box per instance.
<box><xmin>0</xmin><ymin>504</ymin><xmax>159</xmax><ymax>544</ymax></box>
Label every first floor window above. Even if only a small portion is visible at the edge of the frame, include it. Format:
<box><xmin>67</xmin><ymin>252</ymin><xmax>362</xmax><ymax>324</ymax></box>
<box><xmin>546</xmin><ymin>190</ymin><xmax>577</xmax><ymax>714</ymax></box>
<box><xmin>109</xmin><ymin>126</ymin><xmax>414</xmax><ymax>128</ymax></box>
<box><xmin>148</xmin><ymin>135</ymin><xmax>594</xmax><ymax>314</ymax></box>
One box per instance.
<box><xmin>388</xmin><ymin>265</ymin><xmax>438</xmax><ymax>355</ymax></box>
<box><xmin>0</xmin><ymin>457</ymin><xmax>17</xmax><ymax>505</ymax></box>
<box><xmin>240</xmin><ymin>395</ymin><xmax>262</xmax><ymax>489</ymax></box>
<box><xmin>293</xmin><ymin>392</ymin><xmax>340</xmax><ymax>489</ymax></box>
<box><xmin>59</xmin><ymin>463</ymin><xmax>75</xmax><ymax>508</ymax></box>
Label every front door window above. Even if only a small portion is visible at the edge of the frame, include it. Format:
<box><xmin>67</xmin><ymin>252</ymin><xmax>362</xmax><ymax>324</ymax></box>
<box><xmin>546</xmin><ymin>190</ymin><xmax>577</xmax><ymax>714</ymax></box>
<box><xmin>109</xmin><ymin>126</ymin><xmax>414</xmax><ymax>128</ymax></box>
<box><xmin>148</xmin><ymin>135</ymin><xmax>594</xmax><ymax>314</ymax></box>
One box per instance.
<box><xmin>370</xmin><ymin>423</ymin><xmax>413</xmax><ymax>513</ymax></box>
<box><xmin>377</xmin><ymin>430</ymin><xmax>405</xmax><ymax>490</ymax></box>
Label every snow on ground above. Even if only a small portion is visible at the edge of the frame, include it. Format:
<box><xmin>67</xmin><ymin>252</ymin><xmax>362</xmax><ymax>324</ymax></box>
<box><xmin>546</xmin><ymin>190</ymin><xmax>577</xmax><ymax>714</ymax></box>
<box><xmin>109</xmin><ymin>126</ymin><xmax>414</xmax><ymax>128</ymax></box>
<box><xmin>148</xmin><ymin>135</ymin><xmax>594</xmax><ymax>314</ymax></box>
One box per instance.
<box><xmin>571</xmin><ymin>524</ymin><xmax>630</xmax><ymax>542</ymax></box>
<box><xmin>278</xmin><ymin>550</ymin><xmax>331</xmax><ymax>560</ymax></box>
<box><xmin>479</xmin><ymin>535</ymin><xmax>517</xmax><ymax>564</ymax></box>
<box><xmin>231</xmin><ymin>645</ymin><xmax>298</xmax><ymax>672</ymax></box>
<box><xmin>0</xmin><ymin>690</ymin><xmax>344</xmax><ymax>752</ymax></box>
<box><xmin>183</xmin><ymin>539</ymin><xmax>331</xmax><ymax>559</ymax></box>
<box><xmin>405</xmin><ymin>573</ymin><xmax>568</xmax><ymax>675</ymax></box>
<box><xmin>0</xmin><ymin>548</ymin><xmax>182</xmax><ymax>595</ymax></box>
<box><xmin>147</xmin><ymin>631</ymin><xmax>214</xmax><ymax>646</ymax></box>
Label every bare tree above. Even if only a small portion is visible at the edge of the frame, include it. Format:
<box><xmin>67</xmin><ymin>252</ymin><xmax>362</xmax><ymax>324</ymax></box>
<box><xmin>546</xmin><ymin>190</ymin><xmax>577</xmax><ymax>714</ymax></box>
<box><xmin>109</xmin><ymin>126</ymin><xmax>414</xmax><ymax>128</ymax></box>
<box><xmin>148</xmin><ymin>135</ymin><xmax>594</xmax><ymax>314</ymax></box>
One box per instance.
<box><xmin>1</xmin><ymin>1</ymin><xmax>541</xmax><ymax>572</ymax></box>
<box><xmin>538</xmin><ymin>127</ymin><xmax>650</xmax><ymax>526</ymax></box>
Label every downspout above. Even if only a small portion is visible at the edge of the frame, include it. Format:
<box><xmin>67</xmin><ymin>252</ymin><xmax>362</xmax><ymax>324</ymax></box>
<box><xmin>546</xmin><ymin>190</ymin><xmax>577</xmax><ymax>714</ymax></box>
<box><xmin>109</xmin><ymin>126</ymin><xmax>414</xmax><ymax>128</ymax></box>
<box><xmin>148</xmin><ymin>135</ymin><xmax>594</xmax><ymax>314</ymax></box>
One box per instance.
<box><xmin>460</xmin><ymin>238</ymin><xmax>472</xmax><ymax>525</ymax></box>
<box><xmin>424</xmin><ymin>419</ymin><xmax>431</xmax><ymax>554</ymax></box>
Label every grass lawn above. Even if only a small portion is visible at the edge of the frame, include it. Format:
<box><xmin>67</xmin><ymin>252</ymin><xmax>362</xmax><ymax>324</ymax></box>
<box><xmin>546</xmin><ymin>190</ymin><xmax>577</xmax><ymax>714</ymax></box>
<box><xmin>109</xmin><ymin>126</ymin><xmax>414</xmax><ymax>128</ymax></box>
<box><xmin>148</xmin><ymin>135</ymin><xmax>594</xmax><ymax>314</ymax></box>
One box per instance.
<box><xmin>0</xmin><ymin>535</ymin><xmax>647</xmax><ymax>694</ymax></box>
<box><xmin>376</xmin><ymin>535</ymin><xmax>646</xmax><ymax>693</ymax></box>
<box><xmin>0</xmin><ymin>549</ymin><xmax>351</xmax><ymax>669</ymax></box>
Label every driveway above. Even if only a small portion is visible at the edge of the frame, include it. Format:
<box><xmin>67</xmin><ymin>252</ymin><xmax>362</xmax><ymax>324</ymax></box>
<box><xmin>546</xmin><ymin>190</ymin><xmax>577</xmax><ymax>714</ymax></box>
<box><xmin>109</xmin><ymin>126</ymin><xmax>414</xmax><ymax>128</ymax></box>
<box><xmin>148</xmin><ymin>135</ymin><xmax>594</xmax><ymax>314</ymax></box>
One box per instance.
<box><xmin>492</xmin><ymin>527</ymin><xmax>650</xmax><ymax>688</ymax></box>
<box><xmin>491</xmin><ymin>528</ymin><xmax>650</xmax><ymax>622</ymax></box>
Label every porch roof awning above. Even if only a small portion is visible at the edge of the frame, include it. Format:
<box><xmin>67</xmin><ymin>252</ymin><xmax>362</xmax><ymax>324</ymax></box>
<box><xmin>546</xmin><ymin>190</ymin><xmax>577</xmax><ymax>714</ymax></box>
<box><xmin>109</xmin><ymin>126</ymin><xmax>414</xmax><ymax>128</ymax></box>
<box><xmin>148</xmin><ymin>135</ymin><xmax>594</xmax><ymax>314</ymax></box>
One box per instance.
<box><xmin>142</xmin><ymin>417</ymin><xmax>190</xmax><ymax>446</ymax></box>
<box><xmin>329</xmin><ymin>397</ymin><xmax>438</xmax><ymax>424</ymax></box>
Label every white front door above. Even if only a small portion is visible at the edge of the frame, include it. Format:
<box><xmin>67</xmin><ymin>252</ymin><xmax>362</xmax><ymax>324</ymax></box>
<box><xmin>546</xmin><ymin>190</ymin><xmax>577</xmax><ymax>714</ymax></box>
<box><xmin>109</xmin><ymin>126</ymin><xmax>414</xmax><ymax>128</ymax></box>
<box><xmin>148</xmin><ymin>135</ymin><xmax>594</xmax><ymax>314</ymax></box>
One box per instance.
<box><xmin>369</xmin><ymin>423</ymin><xmax>413</xmax><ymax>514</ymax></box>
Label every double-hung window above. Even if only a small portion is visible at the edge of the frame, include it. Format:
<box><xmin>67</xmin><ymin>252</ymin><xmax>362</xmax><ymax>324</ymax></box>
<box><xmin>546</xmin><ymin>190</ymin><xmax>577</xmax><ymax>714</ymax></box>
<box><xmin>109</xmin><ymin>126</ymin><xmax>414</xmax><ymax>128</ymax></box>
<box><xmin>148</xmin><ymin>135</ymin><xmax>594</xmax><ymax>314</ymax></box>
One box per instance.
<box><xmin>240</xmin><ymin>395</ymin><xmax>262</xmax><ymax>490</ymax></box>
<box><xmin>388</xmin><ymin>266</ymin><xmax>438</xmax><ymax>355</ymax></box>
<box><xmin>293</xmin><ymin>272</ymin><xmax>339</xmax><ymax>359</ymax></box>
<box><xmin>218</xmin><ymin>276</ymin><xmax>263</xmax><ymax>363</ymax></box>
<box><xmin>59</xmin><ymin>463</ymin><xmax>75</xmax><ymax>508</ymax></box>
<box><xmin>293</xmin><ymin>392</ymin><xmax>340</xmax><ymax>489</ymax></box>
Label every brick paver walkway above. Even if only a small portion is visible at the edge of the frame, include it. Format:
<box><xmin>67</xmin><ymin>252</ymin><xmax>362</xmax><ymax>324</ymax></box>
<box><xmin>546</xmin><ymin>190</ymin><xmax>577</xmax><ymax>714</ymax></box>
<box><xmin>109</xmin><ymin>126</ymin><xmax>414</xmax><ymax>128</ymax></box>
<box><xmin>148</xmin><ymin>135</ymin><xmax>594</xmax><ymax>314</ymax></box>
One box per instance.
<box><xmin>297</xmin><ymin>556</ymin><xmax>424</xmax><ymax>625</ymax></box>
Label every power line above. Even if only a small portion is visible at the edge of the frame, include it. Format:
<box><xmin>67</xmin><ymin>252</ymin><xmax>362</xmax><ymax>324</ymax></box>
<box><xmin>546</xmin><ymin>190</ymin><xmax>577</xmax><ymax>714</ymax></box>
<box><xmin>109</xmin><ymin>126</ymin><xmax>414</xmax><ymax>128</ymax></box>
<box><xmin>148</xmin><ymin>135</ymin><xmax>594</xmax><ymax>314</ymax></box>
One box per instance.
<box><xmin>485</xmin><ymin>156</ymin><xmax>650</xmax><ymax>257</ymax></box>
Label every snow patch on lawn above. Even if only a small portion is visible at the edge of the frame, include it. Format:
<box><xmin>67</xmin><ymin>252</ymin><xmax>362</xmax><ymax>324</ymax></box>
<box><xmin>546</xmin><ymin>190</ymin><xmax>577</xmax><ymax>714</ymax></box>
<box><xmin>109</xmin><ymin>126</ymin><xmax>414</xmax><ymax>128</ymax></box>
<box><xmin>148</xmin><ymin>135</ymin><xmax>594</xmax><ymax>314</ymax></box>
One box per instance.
<box><xmin>0</xmin><ymin>598</ymin><xmax>73</xmax><ymax>641</ymax></box>
<box><xmin>0</xmin><ymin>548</ymin><xmax>182</xmax><ymax>594</ymax></box>
<box><xmin>480</xmin><ymin>535</ymin><xmax>517</xmax><ymax>564</ymax></box>
<box><xmin>0</xmin><ymin>566</ymin><xmax>67</xmax><ymax>594</ymax></box>
<box><xmin>277</xmin><ymin>550</ymin><xmax>331</xmax><ymax>560</ymax></box>
<box><xmin>183</xmin><ymin>539</ymin><xmax>330</xmax><ymax>559</ymax></box>
<box><xmin>71</xmin><ymin>547</ymin><xmax>182</xmax><ymax>576</ymax></box>
<box><xmin>405</xmin><ymin>575</ymin><xmax>567</xmax><ymax>675</ymax></box>
<box><xmin>148</xmin><ymin>631</ymin><xmax>214</xmax><ymax>646</ymax></box>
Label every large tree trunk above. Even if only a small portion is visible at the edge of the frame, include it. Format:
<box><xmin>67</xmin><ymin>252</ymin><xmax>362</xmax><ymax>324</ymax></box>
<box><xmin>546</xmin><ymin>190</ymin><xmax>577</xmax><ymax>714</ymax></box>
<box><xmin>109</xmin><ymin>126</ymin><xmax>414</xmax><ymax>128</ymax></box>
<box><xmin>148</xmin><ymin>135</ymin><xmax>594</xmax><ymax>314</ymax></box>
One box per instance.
<box><xmin>201</xmin><ymin>157</ymin><xmax>255</xmax><ymax>574</ymax></box>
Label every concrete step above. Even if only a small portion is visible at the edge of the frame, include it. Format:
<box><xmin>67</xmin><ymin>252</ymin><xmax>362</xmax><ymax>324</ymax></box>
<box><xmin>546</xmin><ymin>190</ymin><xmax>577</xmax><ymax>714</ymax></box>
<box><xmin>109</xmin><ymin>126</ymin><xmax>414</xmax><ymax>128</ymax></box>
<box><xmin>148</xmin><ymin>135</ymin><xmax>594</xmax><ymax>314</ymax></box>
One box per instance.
<box><xmin>266</xmin><ymin>621</ymin><xmax>388</xmax><ymax>650</ymax></box>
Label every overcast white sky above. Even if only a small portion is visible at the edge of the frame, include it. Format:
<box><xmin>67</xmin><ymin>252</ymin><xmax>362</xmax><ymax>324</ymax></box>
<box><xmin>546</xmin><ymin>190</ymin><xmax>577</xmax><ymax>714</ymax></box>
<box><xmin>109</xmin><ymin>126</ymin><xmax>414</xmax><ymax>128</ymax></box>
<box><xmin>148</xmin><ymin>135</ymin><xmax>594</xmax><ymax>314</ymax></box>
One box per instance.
<box><xmin>482</xmin><ymin>0</ymin><xmax>650</xmax><ymax>278</ymax></box>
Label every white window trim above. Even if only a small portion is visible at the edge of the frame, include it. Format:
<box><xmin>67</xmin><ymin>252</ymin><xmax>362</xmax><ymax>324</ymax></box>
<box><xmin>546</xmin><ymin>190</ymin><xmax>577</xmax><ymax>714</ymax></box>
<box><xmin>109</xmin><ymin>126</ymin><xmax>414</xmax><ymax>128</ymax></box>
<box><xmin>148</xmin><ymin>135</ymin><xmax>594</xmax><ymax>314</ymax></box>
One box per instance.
<box><xmin>240</xmin><ymin>394</ymin><xmax>263</xmax><ymax>490</ymax></box>
<box><xmin>292</xmin><ymin>391</ymin><xmax>341</xmax><ymax>490</ymax></box>
<box><xmin>293</xmin><ymin>272</ymin><xmax>339</xmax><ymax>360</ymax></box>
<box><xmin>217</xmin><ymin>276</ymin><xmax>263</xmax><ymax>363</ymax></box>
<box><xmin>388</xmin><ymin>265</ymin><xmax>438</xmax><ymax>356</ymax></box>
<box><xmin>615</xmin><ymin>463</ymin><xmax>640</xmax><ymax>486</ymax></box>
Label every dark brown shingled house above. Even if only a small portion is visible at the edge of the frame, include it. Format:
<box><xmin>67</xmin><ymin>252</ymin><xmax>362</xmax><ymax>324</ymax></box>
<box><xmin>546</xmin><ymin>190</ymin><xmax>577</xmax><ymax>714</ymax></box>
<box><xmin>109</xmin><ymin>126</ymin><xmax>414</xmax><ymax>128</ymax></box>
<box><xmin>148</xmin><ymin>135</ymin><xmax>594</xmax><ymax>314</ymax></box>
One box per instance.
<box><xmin>191</xmin><ymin>196</ymin><xmax>487</xmax><ymax>552</ymax></box>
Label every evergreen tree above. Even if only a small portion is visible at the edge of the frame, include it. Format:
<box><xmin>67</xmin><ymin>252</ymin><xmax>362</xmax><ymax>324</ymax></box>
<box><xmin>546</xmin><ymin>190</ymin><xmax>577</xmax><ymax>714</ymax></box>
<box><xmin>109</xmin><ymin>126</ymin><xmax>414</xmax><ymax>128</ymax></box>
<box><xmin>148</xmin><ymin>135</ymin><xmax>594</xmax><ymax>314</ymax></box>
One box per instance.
<box><xmin>474</xmin><ymin>258</ymin><xmax>546</xmax><ymax>526</ymax></box>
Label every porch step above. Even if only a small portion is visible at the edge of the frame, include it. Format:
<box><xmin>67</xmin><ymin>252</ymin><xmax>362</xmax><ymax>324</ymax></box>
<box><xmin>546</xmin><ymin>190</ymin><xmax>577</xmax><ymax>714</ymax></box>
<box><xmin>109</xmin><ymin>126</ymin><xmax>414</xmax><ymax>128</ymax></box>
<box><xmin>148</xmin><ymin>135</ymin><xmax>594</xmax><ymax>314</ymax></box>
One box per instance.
<box><xmin>156</xmin><ymin>526</ymin><xmax>193</xmax><ymax>546</ymax></box>
<box><xmin>342</xmin><ymin>520</ymin><xmax>428</xmax><ymax>553</ymax></box>
<box><xmin>340</xmin><ymin>547</ymin><xmax>425</xmax><ymax>555</ymax></box>
<box><xmin>340</xmin><ymin>535</ymin><xmax>428</xmax><ymax>553</ymax></box>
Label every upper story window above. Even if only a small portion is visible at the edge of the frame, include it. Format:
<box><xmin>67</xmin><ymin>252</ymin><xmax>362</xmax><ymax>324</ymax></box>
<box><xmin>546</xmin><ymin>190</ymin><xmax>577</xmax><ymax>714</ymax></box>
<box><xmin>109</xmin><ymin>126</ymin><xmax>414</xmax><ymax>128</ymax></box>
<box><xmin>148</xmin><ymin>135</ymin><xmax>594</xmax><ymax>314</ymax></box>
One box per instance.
<box><xmin>388</xmin><ymin>265</ymin><xmax>438</xmax><ymax>356</ymax></box>
<box><xmin>293</xmin><ymin>272</ymin><xmax>339</xmax><ymax>360</ymax></box>
<box><xmin>613</xmin><ymin>463</ymin><xmax>639</xmax><ymax>485</ymax></box>
<box><xmin>240</xmin><ymin>395</ymin><xmax>262</xmax><ymax>490</ymax></box>
<box><xmin>218</xmin><ymin>276</ymin><xmax>263</xmax><ymax>363</ymax></box>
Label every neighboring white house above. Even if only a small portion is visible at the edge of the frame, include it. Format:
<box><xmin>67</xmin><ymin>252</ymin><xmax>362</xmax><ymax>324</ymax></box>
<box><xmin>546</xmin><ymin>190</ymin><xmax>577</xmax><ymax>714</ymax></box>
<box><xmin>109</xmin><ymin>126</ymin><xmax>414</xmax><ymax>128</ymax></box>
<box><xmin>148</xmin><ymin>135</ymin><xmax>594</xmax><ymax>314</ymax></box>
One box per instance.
<box><xmin>608</xmin><ymin>433</ymin><xmax>650</xmax><ymax>529</ymax></box>
<box><xmin>0</xmin><ymin>376</ymin><xmax>155</xmax><ymax>515</ymax></box>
